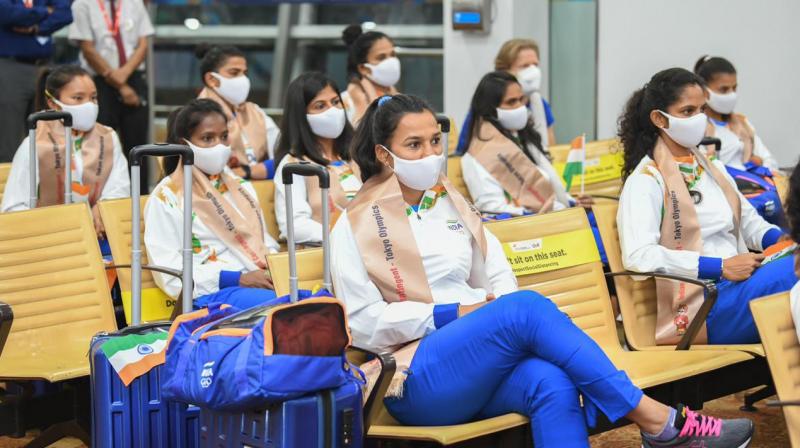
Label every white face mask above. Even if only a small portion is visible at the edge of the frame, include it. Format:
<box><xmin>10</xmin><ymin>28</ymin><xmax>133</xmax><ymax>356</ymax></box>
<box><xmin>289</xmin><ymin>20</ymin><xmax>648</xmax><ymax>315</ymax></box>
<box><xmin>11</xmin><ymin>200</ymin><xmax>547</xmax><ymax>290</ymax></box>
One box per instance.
<box><xmin>516</xmin><ymin>65</ymin><xmax>542</xmax><ymax>95</ymax></box>
<box><xmin>706</xmin><ymin>88</ymin><xmax>737</xmax><ymax>115</ymax></box>
<box><xmin>381</xmin><ymin>145</ymin><xmax>443</xmax><ymax>191</ymax></box>
<box><xmin>306</xmin><ymin>106</ymin><xmax>346</xmax><ymax>139</ymax></box>
<box><xmin>658</xmin><ymin>111</ymin><xmax>708</xmax><ymax>148</ymax></box>
<box><xmin>53</xmin><ymin>99</ymin><xmax>99</xmax><ymax>132</ymax></box>
<box><xmin>210</xmin><ymin>73</ymin><xmax>251</xmax><ymax>106</ymax></box>
<box><xmin>364</xmin><ymin>57</ymin><xmax>401</xmax><ymax>88</ymax></box>
<box><xmin>496</xmin><ymin>105</ymin><xmax>529</xmax><ymax>131</ymax></box>
<box><xmin>185</xmin><ymin>139</ymin><xmax>232</xmax><ymax>175</ymax></box>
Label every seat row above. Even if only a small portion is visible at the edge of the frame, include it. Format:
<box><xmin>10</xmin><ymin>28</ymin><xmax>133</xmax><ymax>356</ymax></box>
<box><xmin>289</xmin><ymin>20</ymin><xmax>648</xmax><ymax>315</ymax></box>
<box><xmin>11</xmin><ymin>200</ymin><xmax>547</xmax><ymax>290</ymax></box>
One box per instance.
<box><xmin>0</xmin><ymin>163</ymin><xmax>797</xmax><ymax>446</ymax></box>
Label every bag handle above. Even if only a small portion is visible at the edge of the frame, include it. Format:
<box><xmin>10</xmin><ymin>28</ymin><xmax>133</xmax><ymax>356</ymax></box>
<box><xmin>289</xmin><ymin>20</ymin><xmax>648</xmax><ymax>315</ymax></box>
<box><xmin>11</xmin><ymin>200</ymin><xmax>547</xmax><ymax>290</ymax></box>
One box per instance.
<box><xmin>436</xmin><ymin>114</ymin><xmax>450</xmax><ymax>174</ymax></box>
<box><xmin>282</xmin><ymin>162</ymin><xmax>331</xmax><ymax>302</ymax></box>
<box><xmin>26</xmin><ymin>110</ymin><xmax>73</xmax><ymax>208</ymax></box>
<box><xmin>129</xmin><ymin>144</ymin><xmax>195</xmax><ymax>324</ymax></box>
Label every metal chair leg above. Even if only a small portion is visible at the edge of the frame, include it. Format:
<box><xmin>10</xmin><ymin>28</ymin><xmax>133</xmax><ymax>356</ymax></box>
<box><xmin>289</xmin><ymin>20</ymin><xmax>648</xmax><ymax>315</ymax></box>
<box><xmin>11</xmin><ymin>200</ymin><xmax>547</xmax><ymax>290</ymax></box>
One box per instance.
<box><xmin>23</xmin><ymin>420</ymin><xmax>90</xmax><ymax>448</ymax></box>
<box><xmin>740</xmin><ymin>384</ymin><xmax>777</xmax><ymax>412</ymax></box>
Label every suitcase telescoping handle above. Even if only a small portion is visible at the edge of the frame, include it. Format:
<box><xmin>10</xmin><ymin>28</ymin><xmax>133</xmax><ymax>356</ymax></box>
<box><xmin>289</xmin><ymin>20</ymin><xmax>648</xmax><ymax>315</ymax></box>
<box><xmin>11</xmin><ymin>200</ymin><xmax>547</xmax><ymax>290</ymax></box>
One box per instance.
<box><xmin>436</xmin><ymin>114</ymin><xmax>450</xmax><ymax>175</ymax></box>
<box><xmin>129</xmin><ymin>144</ymin><xmax>195</xmax><ymax>324</ymax></box>
<box><xmin>700</xmin><ymin>136</ymin><xmax>721</xmax><ymax>156</ymax></box>
<box><xmin>282</xmin><ymin>162</ymin><xmax>331</xmax><ymax>303</ymax></box>
<box><xmin>26</xmin><ymin>111</ymin><xmax>73</xmax><ymax>208</ymax></box>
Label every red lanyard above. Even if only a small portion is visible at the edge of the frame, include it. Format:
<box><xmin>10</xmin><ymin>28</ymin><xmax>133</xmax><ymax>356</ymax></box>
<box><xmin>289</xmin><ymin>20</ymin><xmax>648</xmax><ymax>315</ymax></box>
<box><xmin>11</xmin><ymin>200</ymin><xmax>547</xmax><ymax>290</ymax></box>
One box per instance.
<box><xmin>96</xmin><ymin>0</ymin><xmax>123</xmax><ymax>36</ymax></box>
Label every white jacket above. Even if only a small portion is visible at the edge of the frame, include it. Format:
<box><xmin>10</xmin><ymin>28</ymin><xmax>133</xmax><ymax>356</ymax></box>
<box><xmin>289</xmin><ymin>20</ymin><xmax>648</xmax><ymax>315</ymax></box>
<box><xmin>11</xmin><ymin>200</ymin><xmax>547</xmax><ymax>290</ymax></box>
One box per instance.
<box><xmin>261</xmin><ymin>110</ymin><xmax>280</xmax><ymax>160</ymax></box>
<box><xmin>273</xmin><ymin>157</ymin><xmax>362</xmax><ymax>244</ymax></box>
<box><xmin>331</xmin><ymin>192</ymin><xmax>518</xmax><ymax>351</ymax></box>
<box><xmin>144</xmin><ymin>168</ymin><xmax>280</xmax><ymax>299</ymax></box>
<box><xmin>1</xmin><ymin>131</ymin><xmax>130</xmax><ymax>212</ymax></box>
<box><xmin>618</xmin><ymin>155</ymin><xmax>779</xmax><ymax>279</ymax></box>
<box><xmin>710</xmin><ymin>119</ymin><xmax>777</xmax><ymax>171</ymax></box>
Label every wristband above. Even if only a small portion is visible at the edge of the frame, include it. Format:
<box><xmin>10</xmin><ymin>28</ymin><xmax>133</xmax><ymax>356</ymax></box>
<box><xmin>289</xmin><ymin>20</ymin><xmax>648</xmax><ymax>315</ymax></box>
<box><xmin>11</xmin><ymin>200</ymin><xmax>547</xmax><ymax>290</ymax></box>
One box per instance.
<box><xmin>241</xmin><ymin>164</ymin><xmax>252</xmax><ymax>179</ymax></box>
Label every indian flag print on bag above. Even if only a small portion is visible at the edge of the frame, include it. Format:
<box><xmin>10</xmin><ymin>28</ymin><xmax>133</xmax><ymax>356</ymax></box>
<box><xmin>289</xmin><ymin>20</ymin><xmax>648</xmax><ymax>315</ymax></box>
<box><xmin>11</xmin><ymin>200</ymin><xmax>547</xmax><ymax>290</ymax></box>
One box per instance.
<box><xmin>100</xmin><ymin>332</ymin><xmax>168</xmax><ymax>386</ymax></box>
<box><xmin>562</xmin><ymin>135</ymin><xmax>586</xmax><ymax>192</ymax></box>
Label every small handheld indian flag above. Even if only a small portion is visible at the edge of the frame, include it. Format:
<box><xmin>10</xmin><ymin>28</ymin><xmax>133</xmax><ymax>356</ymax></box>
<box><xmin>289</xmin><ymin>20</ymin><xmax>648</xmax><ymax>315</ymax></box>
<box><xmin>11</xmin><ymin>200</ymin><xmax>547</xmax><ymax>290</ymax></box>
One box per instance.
<box><xmin>100</xmin><ymin>331</ymin><xmax>168</xmax><ymax>386</ymax></box>
<box><xmin>562</xmin><ymin>134</ymin><xmax>586</xmax><ymax>194</ymax></box>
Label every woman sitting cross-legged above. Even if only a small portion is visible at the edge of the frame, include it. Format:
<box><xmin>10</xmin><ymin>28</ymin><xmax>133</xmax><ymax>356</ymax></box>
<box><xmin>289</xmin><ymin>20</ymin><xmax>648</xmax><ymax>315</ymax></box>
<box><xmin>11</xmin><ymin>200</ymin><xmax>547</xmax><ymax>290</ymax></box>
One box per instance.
<box><xmin>145</xmin><ymin>99</ymin><xmax>280</xmax><ymax>310</ymax></box>
<box><xmin>330</xmin><ymin>93</ymin><xmax>754</xmax><ymax>448</ymax></box>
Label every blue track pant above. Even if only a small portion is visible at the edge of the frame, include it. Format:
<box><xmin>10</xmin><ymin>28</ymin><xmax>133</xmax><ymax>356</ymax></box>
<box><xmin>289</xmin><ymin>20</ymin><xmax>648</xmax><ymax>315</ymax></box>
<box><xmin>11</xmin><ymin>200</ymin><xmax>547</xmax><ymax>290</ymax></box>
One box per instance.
<box><xmin>707</xmin><ymin>255</ymin><xmax>797</xmax><ymax>344</ymax></box>
<box><xmin>385</xmin><ymin>290</ymin><xmax>643</xmax><ymax>447</ymax></box>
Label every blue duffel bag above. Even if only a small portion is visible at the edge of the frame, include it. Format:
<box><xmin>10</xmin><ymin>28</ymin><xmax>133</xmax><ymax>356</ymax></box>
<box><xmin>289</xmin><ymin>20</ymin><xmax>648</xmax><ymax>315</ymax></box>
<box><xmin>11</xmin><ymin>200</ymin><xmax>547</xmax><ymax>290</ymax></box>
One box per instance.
<box><xmin>727</xmin><ymin>165</ymin><xmax>787</xmax><ymax>229</ymax></box>
<box><xmin>161</xmin><ymin>292</ymin><xmax>362</xmax><ymax>412</ymax></box>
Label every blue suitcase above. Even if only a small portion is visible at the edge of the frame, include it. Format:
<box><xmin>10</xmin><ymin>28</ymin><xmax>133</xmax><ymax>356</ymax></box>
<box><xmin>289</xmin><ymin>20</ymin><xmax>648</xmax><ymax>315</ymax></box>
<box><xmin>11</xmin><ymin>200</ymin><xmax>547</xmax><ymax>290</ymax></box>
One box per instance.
<box><xmin>198</xmin><ymin>163</ymin><xmax>364</xmax><ymax>448</ymax></box>
<box><xmin>90</xmin><ymin>323</ymin><xmax>200</xmax><ymax>448</ymax></box>
<box><xmin>90</xmin><ymin>145</ymin><xmax>199</xmax><ymax>447</ymax></box>
<box><xmin>199</xmin><ymin>377</ymin><xmax>363</xmax><ymax>448</ymax></box>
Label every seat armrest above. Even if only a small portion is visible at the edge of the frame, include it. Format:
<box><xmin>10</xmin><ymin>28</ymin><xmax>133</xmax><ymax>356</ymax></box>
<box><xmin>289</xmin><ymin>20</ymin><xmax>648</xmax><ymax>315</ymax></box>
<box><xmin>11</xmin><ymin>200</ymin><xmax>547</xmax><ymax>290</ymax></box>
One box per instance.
<box><xmin>106</xmin><ymin>263</ymin><xmax>182</xmax><ymax>278</ymax></box>
<box><xmin>0</xmin><ymin>301</ymin><xmax>12</xmax><ymax>356</ymax></box>
<box><xmin>107</xmin><ymin>264</ymin><xmax>188</xmax><ymax>320</ymax></box>
<box><xmin>350</xmin><ymin>345</ymin><xmax>397</xmax><ymax>433</ymax></box>
<box><xmin>767</xmin><ymin>399</ymin><xmax>800</xmax><ymax>407</ymax></box>
<box><xmin>591</xmin><ymin>194</ymin><xmax>620</xmax><ymax>201</ymax></box>
<box><xmin>605</xmin><ymin>271</ymin><xmax>717</xmax><ymax>350</ymax></box>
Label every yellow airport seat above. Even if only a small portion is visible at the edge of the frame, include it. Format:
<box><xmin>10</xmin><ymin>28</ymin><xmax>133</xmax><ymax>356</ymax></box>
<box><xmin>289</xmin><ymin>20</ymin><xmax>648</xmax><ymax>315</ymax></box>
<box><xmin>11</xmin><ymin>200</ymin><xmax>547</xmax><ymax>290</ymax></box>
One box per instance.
<box><xmin>446</xmin><ymin>156</ymin><xmax>472</xmax><ymax>202</ymax></box>
<box><xmin>250</xmin><ymin>180</ymin><xmax>281</xmax><ymax>242</ymax></box>
<box><xmin>592</xmin><ymin>201</ymin><xmax>765</xmax><ymax>356</ymax></box>
<box><xmin>0</xmin><ymin>203</ymin><xmax>117</xmax><ymax>382</ymax></box>
<box><xmin>0</xmin><ymin>162</ymin><xmax>11</xmax><ymax>206</ymax></box>
<box><xmin>750</xmin><ymin>293</ymin><xmax>800</xmax><ymax>447</ymax></box>
<box><xmin>486</xmin><ymin>209</ymin><xmax>752</xmax><ymax>386</ymax></box>
<box><xmin>98</xmin><ymin>197</ymin><xmax>183</xmax><ymax>323</ymax></box>
<box><xmin>268</xmin><ymin>248</ymin><xmax>325</xmax><ymax>297</ymax></box>
<box><xmin>269</xmin><ymin>208</ymin><xmax>752</xmax><ymax>445</ymax></box>
<box><xmin>549</xmin><ymin>138</ymin><xmax>623</xmax><ymax>198</ymax></box>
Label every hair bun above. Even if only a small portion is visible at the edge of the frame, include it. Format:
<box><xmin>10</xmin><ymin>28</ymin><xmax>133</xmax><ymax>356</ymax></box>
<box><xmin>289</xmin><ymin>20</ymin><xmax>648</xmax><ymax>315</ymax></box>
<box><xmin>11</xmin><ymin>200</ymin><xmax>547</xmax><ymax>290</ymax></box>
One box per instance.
<box><xmin>195</xmin><ymin>43</ymin><xmax>213</xmax><ymax>60</ymax></box>
<box><xmin>342</xmin><ymin>24</ymin><xmax>363</xmax><ymax>46</ymax></box>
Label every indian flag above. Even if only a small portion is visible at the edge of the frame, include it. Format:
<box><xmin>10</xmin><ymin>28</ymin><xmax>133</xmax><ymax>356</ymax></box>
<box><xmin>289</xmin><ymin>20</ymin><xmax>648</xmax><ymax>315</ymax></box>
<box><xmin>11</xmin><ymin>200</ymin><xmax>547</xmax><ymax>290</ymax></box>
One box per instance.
<box><xmin>100</xmin><ymin>332</ymin><xmax>168</xmax><ymax>386</ymax></box>
<box><xmin>562</xmin><ymin>135</ymin><xmax>586</xmax><ymax>192</ymax></box>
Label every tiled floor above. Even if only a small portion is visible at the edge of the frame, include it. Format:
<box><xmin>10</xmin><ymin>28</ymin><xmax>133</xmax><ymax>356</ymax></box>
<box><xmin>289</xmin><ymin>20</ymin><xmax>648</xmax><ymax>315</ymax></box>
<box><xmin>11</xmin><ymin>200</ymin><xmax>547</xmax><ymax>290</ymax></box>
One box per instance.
<box><xmin>590</xmin><ymin>393</ymin><xmax>789</xmax><ymax>447</ymax></box>
<box><xmin>0</xmin><ymin>393</ymin><xmax>788</xmax><ymax>447</ymax></box>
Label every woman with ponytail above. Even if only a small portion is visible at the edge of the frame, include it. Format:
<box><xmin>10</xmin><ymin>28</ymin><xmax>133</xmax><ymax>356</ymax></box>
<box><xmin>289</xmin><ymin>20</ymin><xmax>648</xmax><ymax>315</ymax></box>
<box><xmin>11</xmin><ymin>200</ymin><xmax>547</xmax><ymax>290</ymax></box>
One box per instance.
<box><xmin>1</xmin><ymin>65</ymin><xmax>130</xmax><ymax>238</ymax></box>
<box><xmin>331</xmin><ymin>93</ymin><xmax>753</xmax><ymax>448</ymax></box>
<box><xmin>340</xmin><ymin>24</ymin><xmax>400</xmax><ymax>124</ymax></box>
<box><xmin>694</xmin><ymin>55</ymin><xmax>785</xmax><ymax>227</ymax></box>
<box><xmin>694</xmin><ymin>55</ymin><xmax>778</xmax><ymax>171</ymax></box>
<box><xmin>618</xmin><ymin>67</ymin><xmax>795</xmax><ymax>347</ymax></box>
<box><xmin>145</xmin><ymin>98</ymin><xmax>279</xmax><ymax>311</ymax></box>
<box><xmin>195</xmin><ymin>44</ymin><xmax>280</xmax><ymax>180</ymax></box>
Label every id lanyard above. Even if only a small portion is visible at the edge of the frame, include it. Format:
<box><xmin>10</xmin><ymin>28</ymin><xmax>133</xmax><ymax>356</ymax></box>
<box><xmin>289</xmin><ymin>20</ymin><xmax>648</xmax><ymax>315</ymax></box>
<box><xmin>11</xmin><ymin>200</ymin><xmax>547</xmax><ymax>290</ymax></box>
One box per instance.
<box><xmin>96</xmin><ymin>0</ymin><xmax>123</xmax><ymax>36</ymax></box>
<box><xmin>234</xmin><ymin>113</ymin><xmax>257</xmax><ymax>164</ymax></box>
